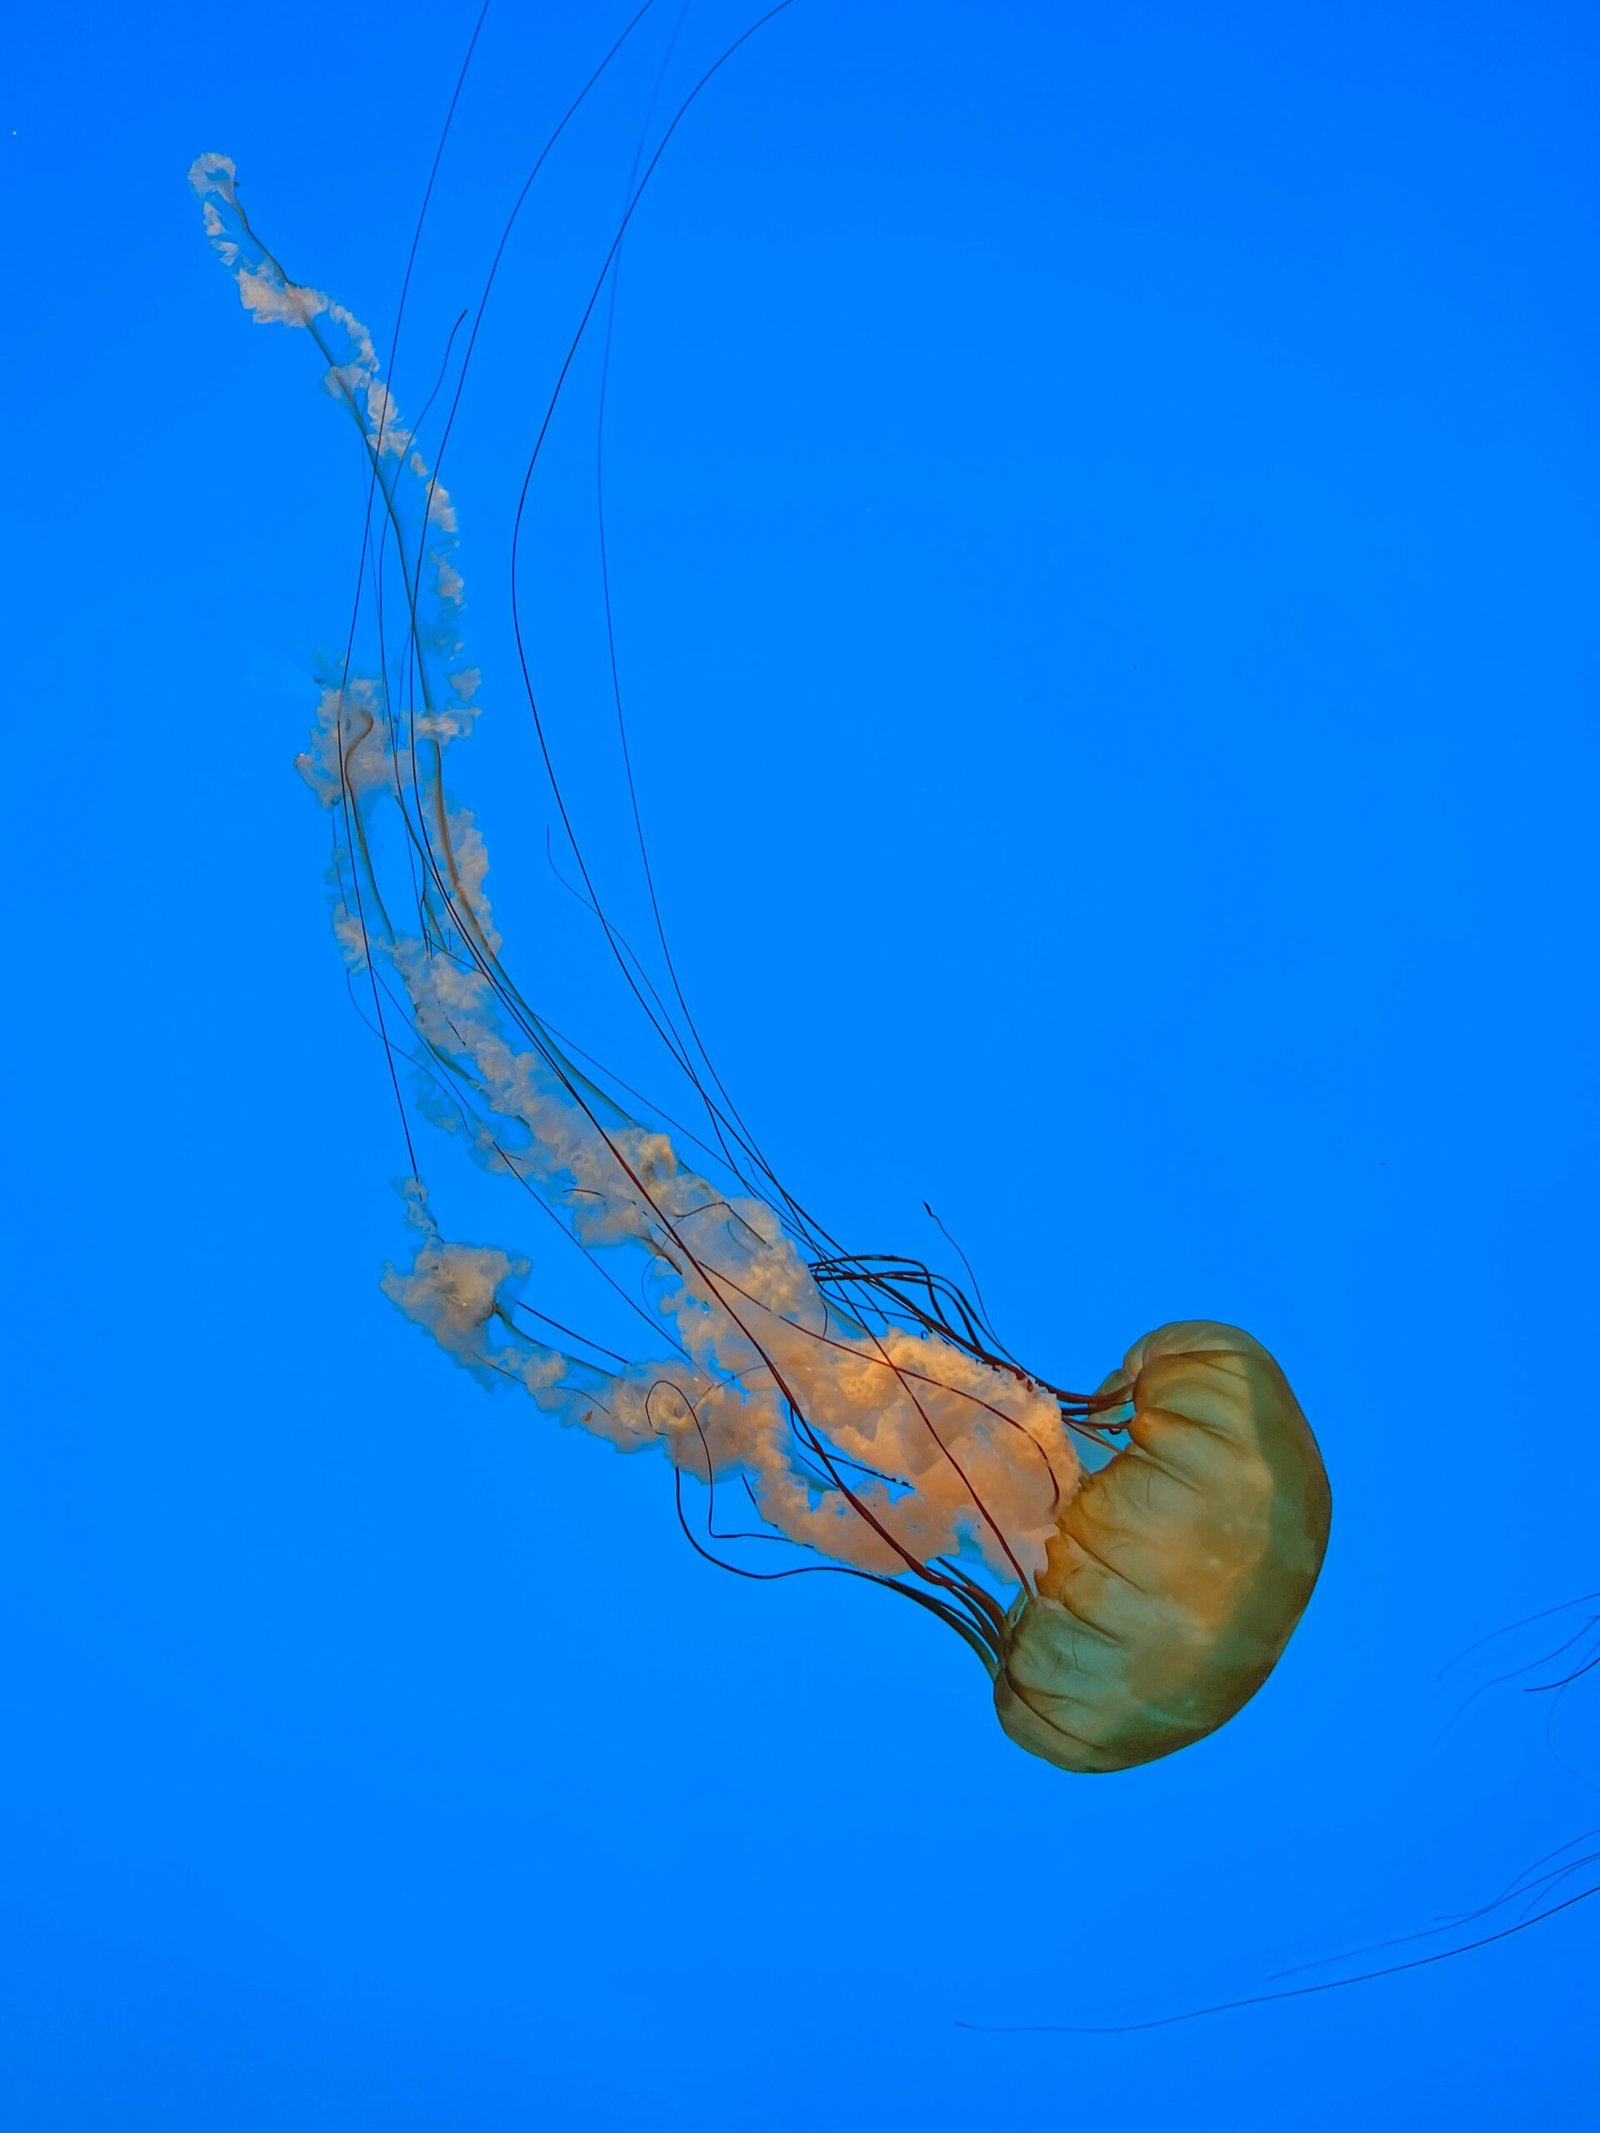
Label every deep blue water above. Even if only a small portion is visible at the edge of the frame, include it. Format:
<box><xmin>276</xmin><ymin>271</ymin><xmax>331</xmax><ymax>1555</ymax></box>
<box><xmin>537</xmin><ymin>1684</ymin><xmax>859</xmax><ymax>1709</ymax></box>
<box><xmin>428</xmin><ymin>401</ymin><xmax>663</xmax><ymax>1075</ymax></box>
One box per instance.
<box><xmin>4</xmin><ymin>3</ymin><xmax>1596</xmax><ymax>2125</ymax></box>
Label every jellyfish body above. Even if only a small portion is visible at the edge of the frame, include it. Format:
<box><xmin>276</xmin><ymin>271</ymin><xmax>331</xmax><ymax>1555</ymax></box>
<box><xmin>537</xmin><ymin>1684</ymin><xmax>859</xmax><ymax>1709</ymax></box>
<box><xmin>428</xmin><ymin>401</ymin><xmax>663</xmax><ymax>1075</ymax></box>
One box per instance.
<box><xmin>995</xmin><ymin>1321</ymin><xmax>1332</xmax><ymax>1772</ymax></box>
<box><xmin>189</xmin><ymin>113</ymin><xmax>1332</xmax><ymax>1779</ymax></box>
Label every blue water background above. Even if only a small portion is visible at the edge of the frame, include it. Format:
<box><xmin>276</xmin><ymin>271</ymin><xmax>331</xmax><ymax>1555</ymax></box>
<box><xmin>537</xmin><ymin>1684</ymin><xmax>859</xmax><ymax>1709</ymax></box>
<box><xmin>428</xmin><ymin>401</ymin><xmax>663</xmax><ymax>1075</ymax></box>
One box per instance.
<box><xmin>4</xmin><ymin>2</ymin><xmax>1596</xmax><ymax>2124</ymax></box>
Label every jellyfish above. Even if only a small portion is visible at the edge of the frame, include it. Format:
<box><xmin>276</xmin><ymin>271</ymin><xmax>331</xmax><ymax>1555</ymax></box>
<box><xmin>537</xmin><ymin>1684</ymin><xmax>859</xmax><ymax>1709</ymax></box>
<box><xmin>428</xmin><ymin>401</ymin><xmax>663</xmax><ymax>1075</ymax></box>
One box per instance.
<box><xmin>186</xmin><ymin>19</ymin><xmax>1330</xmax><ymax>1778</ymax></box>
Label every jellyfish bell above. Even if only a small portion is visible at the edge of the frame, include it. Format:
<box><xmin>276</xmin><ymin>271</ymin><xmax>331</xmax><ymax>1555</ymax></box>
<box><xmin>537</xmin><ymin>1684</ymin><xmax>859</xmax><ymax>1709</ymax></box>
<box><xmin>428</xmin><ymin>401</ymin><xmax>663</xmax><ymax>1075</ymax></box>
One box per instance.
<box><xmin>187</xmin><ymin>29</ymin><xmax>1332</xmax><ymax>1778</ymax></box>
<box><xmin>996</xmin><ymin>1321</ymin><xmax>1332</xmax><ymax>1774</ymax></box>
